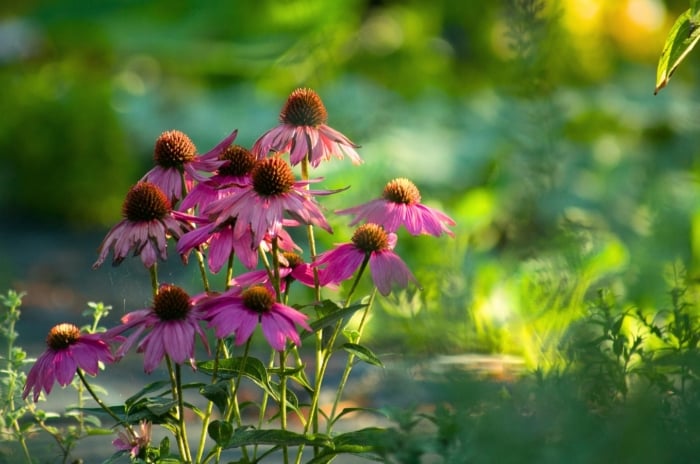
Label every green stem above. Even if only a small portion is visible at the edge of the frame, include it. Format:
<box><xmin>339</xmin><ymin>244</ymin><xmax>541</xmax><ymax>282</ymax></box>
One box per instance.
<box><xmin>195</xmin><ymin>249</ymin><xmax>210</xmax><ymax>293</ymax></box>
<box><xmin>296</xmin><ymin>256</ymin><xmax>370</xmax><ymax>464</ymax></box>
<box><xmin>280</xmin><ymin>349</ymin><xmax>289</xmax><ymax>464</ymax></box>
<box><xmin>254</xmin><ymin>349</ymin><xmax>277</xmax><ymax>460</ymax></box>
<box><xmin>196</xmin><ymin>340</ymin><xmax>224</xmax><ymax>464</ymax></box>
<box><xmin>149</xmin><ymin>264</ymin><xmax>159</xmax><ymax>298</ymax></box>
<box><xmin>166</xmin><ymin>357</ymin><xmax>189</xmax><ymax>462</ymax></box>
<box><xmin>76</xmin><ymin>369</ymin><xmax>134</xmax><ymax>434</ymax></box>
<box><xmin>175</xmin><ymin>363</ymin><xmax>192</xmax><ymax>463</ymax></box>
<box><xmin>327</xmin><ymin>288</ymin><xmax>378</xmax><ymax>432</ymax></box>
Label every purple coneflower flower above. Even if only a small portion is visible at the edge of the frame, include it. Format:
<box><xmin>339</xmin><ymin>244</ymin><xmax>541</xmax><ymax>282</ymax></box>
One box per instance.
<box><xmin>203</xmin><ymin>157</ymin><xmax>333</xmax><ymax>245</ymax></box>
<box><xmin>336</xmin><ymin>178</ymin><xmax>456</xmax><ymax>237</ymax></box>
<box><xmin>113</xmin><ymin>421</ymin><xmax>151</xmax><ymax>459</ymax></box>
<box><xmin>199</xmin><ymin>285</ymin><xmax>311</xmax><ymax>351</ymax></box>
<box><xmin>177</xmin><ymin>218</ymin><xmax>259</xmax><ymax>273</ymax></box>
<box><xmin>314</xmin><ymin>223</ymin><xmax>418</xmax><ymax>296</ymax></box>
<box><xmin>23</xmin><ymin>323</ymin><xmax>114</xmax><ymax>402</ymax></box>
<box><xmin>93</xmin><ymin>182</ymin><xmax>193</xmax><ymax>269</ymax></box>
<box><xmin>105</xmin><ymin>284</ymin><xmax>209</xmax><ymax>374</ymax></box>
<box><xmin>252</xmin><ymin>88</ymin><xmax>362</xmax><ymax>167</ymax></box>
<box><xmin>141</xmin><ymin>129</ymin><xmax>237</xmax><ymax>204</ymax></box>
<box><xmin>179</xmin><ymin>144</ymin><xmax>256</xmax><ymax>213</ymax></box>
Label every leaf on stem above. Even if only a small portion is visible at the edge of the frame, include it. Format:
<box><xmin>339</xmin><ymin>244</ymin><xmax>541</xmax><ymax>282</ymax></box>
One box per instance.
<box><xmin>341</xmin><ymin>343</ymin><xmax>384</xmax><ymax>367</ymax></box>
<box><xmin>655</xmin><ymin>8</ymin><xmax>700</xmax><ymax>94</ymax></box>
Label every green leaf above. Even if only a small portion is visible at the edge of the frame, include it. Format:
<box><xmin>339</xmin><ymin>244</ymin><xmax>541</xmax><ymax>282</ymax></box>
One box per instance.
<box><xmin>220</xmin><ymin>428</ymin><xmax>331</xmax><ymax>449</ymax></box>
<box><xmin>305</xmin><ymin>427</ymin><xmax>391</xmax><ymax>463</ymax></box>
<box><xmin>200</xmin><ymin>381</ymin><xmax>230</xmax><ymax>415</ymax></box>
<box><xmin>341</xmin><ymin>343</ymin><xmax>384</xmax><ymax>367</ymax></box>
<box><xmin>302</xmin><ymin>302</ymin><xmax>368</xmax><ymax>340</ymax></box>
<box><xmin>655</xmin><ymin>8</ymin><xmax>700</xmax><ymax>94</ymax></box>
<box><xmin>693</xmin><ymin>0</ymin><xmax>700</xmax><ymax>16</ymax></box>
<box><xmin>198</xmin><ymin>357</ymin><xmax>278</xmax><ymax>401</ymax></box>
<box><xmin>208</xmin><ymin>420</ymin><xmax>233</xmax><ymax>446</ymax></box>
<box><xmin>125</xmin><ymin>380</ymin><xmax>172</xmax><ymax>408</ymax></box>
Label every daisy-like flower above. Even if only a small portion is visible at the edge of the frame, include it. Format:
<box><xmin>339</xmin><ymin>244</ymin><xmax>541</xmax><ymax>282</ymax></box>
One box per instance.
<box><xmin>105</xmin><ymin>284</ymin><xmax>209</xmax><ymax>374</ymax></box>
<box><xmin>113</xmin><ymin>421</ymin><xmax>151</xmax><ymax>459</ymax></box>
<box><xmin>314</xmin><ymin>223</ymin><xmax>418</xmax><ymax>296</ymax></box>
<box><xmin>179</xmin><ymin>144</ymin><xmax>257</xmax><ymax>213</ymax></box>
<box><xmin>93</xmin><ymin>182</ymin><xmax>194</xmax><ymax>269</ymax></box>
<box><xmin>203</xmin><ymin>157</ymin><xmax>333</xmax><ymax>246</ymax></box>
<box><xmin>336</xmin><ymin>178</ymin><xmax>456</xmax><ymax>237</ymax></box>
<box><xmin>252</xmin><ymin>88</ymin><xmax>362</xmax><ymax>167</ymax></box>
<box><xmin>177</xmin><ymin>218</ymin><xmax>259</xmax><ymax>273</ymax></box>
<box><xmin>141</xmin><ymin>129</ymin><xmax>238</xmax><ymax>203</ymax></box>
<box><xmin>23</xmin><ymin>323</ymin><xmax>114</xmax><ymax>402</ymax></box>
<box><xmin>199</xmin><ymin>285</ymin><xmax>311</xmax><ymax>351</ymax></box>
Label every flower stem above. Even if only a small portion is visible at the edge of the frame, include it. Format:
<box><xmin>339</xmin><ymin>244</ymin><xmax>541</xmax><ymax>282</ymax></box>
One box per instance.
<box><xmin>76</xmin><ymin>369</ymin><xmax>134</xmax><ymax>435</ymax></box>
<box><xmin>166</xmin><ymin>356</ymin><xmax>190</xmax><ymax>462</ymax></box>
<box><xmin>149</xmin><ymin>264</ymin><xmax>159</xmax><ymax>298</ymax></box>
<box><xmin>195</xmin><ymin>249</ymin><xmax>210</xmax><ymax>292</ymax></box>
<box><xmin>175</xmin><ymin>363</ymin><xmax>193</xmax><ymax>463</ymax></box>
<box><xmin>327</xmin><ymin>287</ymin><xmax>378</xmax><ymax>433</ymax></box>
<box><xmin>279</xmin><ymin>349</ymin><xmax>289</xmax><ymax>464</ymax></box>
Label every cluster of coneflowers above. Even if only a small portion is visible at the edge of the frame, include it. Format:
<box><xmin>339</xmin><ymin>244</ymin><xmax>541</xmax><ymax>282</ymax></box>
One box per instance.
<box><xmin>22</xmin><ymin>88</ymin><xmax>455</xmax><ymax>463</ymax></box>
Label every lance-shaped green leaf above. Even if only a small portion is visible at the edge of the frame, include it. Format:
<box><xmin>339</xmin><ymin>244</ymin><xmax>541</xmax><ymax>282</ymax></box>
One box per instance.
<box><xmin>198</xmin><ymin>357</ymin><xmax>279</xmax><ymax>401</ymax></box>
<box><xmin>341</xmin><ymin>343</ymin><xmax>384</xmax><ymax>367</ymax></box>
<box><xmin>219</xmin><ymin>428</ymin><xmax>332</xmax><ymax>449</ymax></box>
<box><xmin>693</xmin><ymin>0</ymin><xmax>700</xmax><ymax>16</ymax></box>
<box><xmin>655</xmin><ymin>8</ymin><xmax>700</xmax><ymax>94</ymax></box>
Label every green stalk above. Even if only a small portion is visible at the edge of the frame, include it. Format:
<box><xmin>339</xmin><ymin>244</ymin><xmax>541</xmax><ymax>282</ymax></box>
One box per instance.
<box><xmin>195</xmin><ymin>249</ymin><xmax>211</xmax><ymax>292</ymax></box>
<box><xmin>76</xmin><ymin>369</ymin><xmax>134</xmax><ymax>434</ymax></box>
<box><xmin>280</xmin><ymin>349</ymin><xmax>289</xmax><ymax>464</ymax></box>
<box><xmin>327</xmin><ymin>288</ymin><xmax>378</xmax><ymax>432</ymax></box>
<box><xmin>149</xmin><ymin>264</ymin><xmax>159</xmax><ymax>298</ymax></box>
<box><xmin>295</xmin><ymin>255</ymin><xmax>370</xmax><ymax>464</ymax></box>
<box><xmin>166</xmin><ymin>356</ymin><xmax>190</xmax><ymax>462</ymax></box>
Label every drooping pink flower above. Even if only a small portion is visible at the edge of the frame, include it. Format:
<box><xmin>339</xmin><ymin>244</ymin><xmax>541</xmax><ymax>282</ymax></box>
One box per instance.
<box><xmin>141</xmin><ymin>129</ymin><xmax>238</xmax><ymax>204</ymax></box>
<box><xmin>179</xmin><ymin>144</ymin><xmax>256</xmax><ymax>213</ymax></box>
<box><xmin>313</xmin><ymin>223</ymin><xmax>418</xmax><ymax>296</ymax></box>
<box><xmin>336</xmin><ymin>178</ymin><xmax>455</xmax><ymax>237</ymax></box>
<box><xmin>199</xmin><ymin>285</ymin><xmax>311</xmax><ymax>351</ymax></box>
<box><xmin>105</xmin><ymin>284</ymin><xmax>209</xmax><ymax>374</ymax></box>
<box><xmin>93</xmin><ymin>182</ymin><xmax>194</xmax><ymax>269</ymax></box>
<box><xmin>230</xmin><ymin>252</ymin><xmax>318</xmax><ymax>290</ymax></box>
<box><xmin>23</xmin><ymin>323</ymin><xmax>114</xmax><ymax>402</ymax></box>
<box><xmin>252</xmin><ymin>88</ymin><xmax>362</xmax><ymax>167</ymax></box>
<box><xmin>113</xmin><ymin>421</ymin><xmax>151</xmax><ymax>459</ymax></box>
<box><xmin>203</xmin><ymin>157</ymin><xmax>333</xmax><ymax>246</ymax></box>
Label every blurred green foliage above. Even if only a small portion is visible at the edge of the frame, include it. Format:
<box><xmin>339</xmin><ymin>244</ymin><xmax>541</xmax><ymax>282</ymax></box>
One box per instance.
<box><xmin>3</xmin><ymin>0</ymin><xmax>700</xmax><ymax>360</ymax></box>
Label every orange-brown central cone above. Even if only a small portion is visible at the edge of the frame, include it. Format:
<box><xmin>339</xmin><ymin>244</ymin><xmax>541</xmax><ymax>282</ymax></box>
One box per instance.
<box><xmin>122</xmin><ymin>182</ymin><xmax>171</xmax><ymax>222</ymax></box>
<box><xmin>218</xmin><ymin>145</ymin><xmax>257</xmax><ymax>177</ymax></box>
<box><xmin>351</xmin><ymin>223</ymin><xmax>389</xmax><ymax>253</ymax></box>
<box><xmin>153</xmin><ymin>285</ymin><xmax>191</xmax><ymax>321</ymax></box>
<box><xmin>279</xmin><ymin>88</ymin><xmax>328</xmax><ymax>127</ymax></box>
<box><xmin>282</xmin><ymin>252</ymin><xmax>304</xmax><ymax>269</ymax></box>
<box><xmin>382</xmin><ymin>178</ymin><xmax>421</xmax><ymax>205</ymax></box>
<box><xmin>47</xmin><ymin>323</ymin><xmax>81</xmax><ymax>350</ymax></box>
<box><xmin>242</xmin><ymin>286</ymin><xmax>275</xmax><ymax>314</ymax></box>
<box><xmin>251</xmin><ymin>158</ymin><xmax>295</xmax><ymax>197</ymax></box>
<box><xmin>154</xmin><ymin>130</ymin><xmax>197</xmax><ymax>168</ymax></box>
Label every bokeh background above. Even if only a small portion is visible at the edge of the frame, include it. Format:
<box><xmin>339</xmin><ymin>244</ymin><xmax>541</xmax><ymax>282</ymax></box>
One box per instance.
<box><xmin>1</xmin><ymin>0</ymin><xmax>699</xmax><ymax>370</ymax></box>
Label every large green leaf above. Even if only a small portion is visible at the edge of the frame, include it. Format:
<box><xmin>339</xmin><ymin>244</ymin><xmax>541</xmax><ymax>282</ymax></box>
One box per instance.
<box><xmin>220</xmin><ymin>428</ymin><xmax>331</xmax><ymax>449</ymax></box>
<box><xmin>198</xmin><ymin>357</ymin><xmax>278</xmax><ymax>401</ymax></box>
<box><xmin>341</xmin><ymin>343</ymin><xmax>384</xmax><ymax>367</ymax></box>
<box><xmin>655</xmin><ymin>8</ymin><xmax>700</xmax><ymax>94</ymax></box>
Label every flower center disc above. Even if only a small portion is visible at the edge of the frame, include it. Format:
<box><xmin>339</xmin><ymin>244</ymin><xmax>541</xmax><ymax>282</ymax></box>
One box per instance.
<box><xmin>122</xmin><ymin>182</ymin><xmax>171</xmax><ymax>222</ymax></box>
<box><xmin>47</xmin><ymin>323</ymin><xmax>81</xmax><ymax>350</ymax></box>
<box><xmin>154</xmin><ymin>130</ymin><xmax>197</xmax><ymax>168</ymax></box>
<box><xmin>252</xmin><ymin>158</ymin><xmax>295</xmax><ymax>197</ymax></box>
<box><xmin>352</xmin><ymin>223</ymin><xmax>389</xmax><ymax>253</ymax></box>
<box><xmin>382</xmin><ymin>178</ymin><xmax>421</xmax><ymax>205</ymax></box>
<box><xmin>218</xmin><ymin>145</ymin><xmax>257</xmax><ymax>177</ymax></box>
<box><xmin>280</xmin><ymin>88</ymin><xmax>328</xmax><ymax>127</ymax></box>
<box><xmin>242</xmin><ymin>286</ymin><xmax>275</xmax><ymax>314</ymax></box>
<box><xmin>153</xmin><ymin>285</ymin><xmax>191</xmax><ymax>321</ymax></box>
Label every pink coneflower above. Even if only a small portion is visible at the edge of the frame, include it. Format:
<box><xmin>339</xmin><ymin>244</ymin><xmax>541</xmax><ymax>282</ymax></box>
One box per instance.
<box><xmin>179</xmin><ymin>144</ymin><xmax>256</xmax><ymax>213</ymax></box>
<box><xmin>336</xmin><ymin>178</ymin><xmax>456</xmax><ymax>237</ymax></box>
<box><xmin>252</xmin><ymin>88</ymin><xmax>362</xmax><ymax>167</ymax></box>
<box><xmin>199</xmin><ymin>285</ymin><xmax>311</xmax><ymax>351</ymax></box>
<box><xmin>23</xmin><ymin>323</ymin><xmax>114</xmax><ymax>402</ymax></box>
<box><xmin>105</xmin><ymin>284</ymin><xmax>209</xmax><ymax>374</ymax></box>
<box><xmin>203</xmin><ymin>157</ymin><xmax>333</xmax><ymax>245</ymax></box>
<box><xmin>314</xmin><ymin>223</ymin><xmax>418</xmax><ymax>296</ymax></box>
<box><xmin>141</xmin><ymin>129</ymin><xmax>238</xmax><ymax>203</ymax></box>
<box><xmin>113</xmin><ymin>421</ymin><xmax>151</xmax><ymax>459</ymax></box>
<box><xmin>93</xmin><ymin>182</ymin><xmax>194</xmax><ymax>269</ymax></box>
